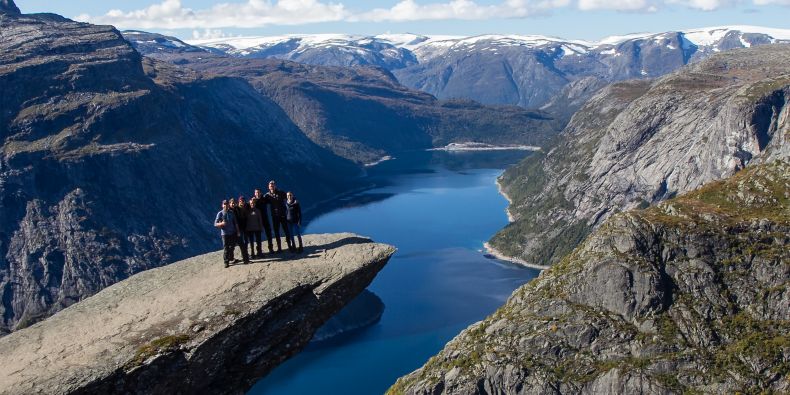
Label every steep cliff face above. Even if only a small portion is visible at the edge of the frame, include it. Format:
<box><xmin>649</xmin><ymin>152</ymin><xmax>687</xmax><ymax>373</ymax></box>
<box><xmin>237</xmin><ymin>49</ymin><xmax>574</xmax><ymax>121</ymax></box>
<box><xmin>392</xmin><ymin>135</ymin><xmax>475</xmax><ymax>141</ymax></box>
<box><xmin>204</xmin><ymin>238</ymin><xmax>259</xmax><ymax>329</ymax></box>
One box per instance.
<box><xmin>0</xmin><ymin>5</ymin><xmax>360</xmax><ymax>334</ymax></box>
<box><xmin>490</xmin><ymin>45</ymin><xmax>790</xmax><ymax>266</ymax></box>
<box><xmin>0</xmin><ymin>234</ymin><xmax>396</xmax><ymax>394</ymax></box>
<box><xmin>391</xmin><ymin>161</ymin><xmax>789</xmax><ymax>394</ymax></box>
<box><xmin>126</xmin><ymin>33</ymin><xmax>562</xmax><ymax>164</ymax></box>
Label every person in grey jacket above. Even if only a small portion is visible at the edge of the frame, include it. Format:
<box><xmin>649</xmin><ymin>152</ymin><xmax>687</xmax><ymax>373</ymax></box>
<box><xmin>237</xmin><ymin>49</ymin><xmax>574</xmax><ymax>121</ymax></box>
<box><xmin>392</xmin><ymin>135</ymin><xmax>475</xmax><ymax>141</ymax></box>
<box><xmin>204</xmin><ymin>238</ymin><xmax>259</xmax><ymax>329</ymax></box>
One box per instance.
<box><xmin>215</xmin><ymin>199</ymin><xmax>243</xmax><ymax>267</ymax></box>
<box><xmin>246</xmin><ymin>198</ymin><xmax>265</xmax><ymax>258</ymax></box>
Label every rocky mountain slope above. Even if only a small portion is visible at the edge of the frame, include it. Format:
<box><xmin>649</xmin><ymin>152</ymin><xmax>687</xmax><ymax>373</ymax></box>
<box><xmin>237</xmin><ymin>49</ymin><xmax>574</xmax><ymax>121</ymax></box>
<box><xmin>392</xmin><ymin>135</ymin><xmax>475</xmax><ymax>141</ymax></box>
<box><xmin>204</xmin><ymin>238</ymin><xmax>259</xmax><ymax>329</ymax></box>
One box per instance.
<box><xmin>0</xmin><ymin>233</ymin><xmax>396</xmax><ymax>394</ymax></box>
<box><xmin>391</xmin><ymin>160</ymin><xmax>789</xmax><ymax>394</ymax></box>
<box><xmin>489</xmin><ymin>44</ymin><xmax>790</xmax><ymax>266</ymax></box>
<box><xmin>186</xmin><ymin>27</ymin><xmax>790</xmax><ymax>109</ymax></box>
<box><xmin>0</xmin><ymin>2</ymin><xmax>362</xmax><ymax>335</ymax></box>
<box><xmin>126</xmin><ymin>32</ymin><xmax>560</xmax><ymax>164</ymax></box>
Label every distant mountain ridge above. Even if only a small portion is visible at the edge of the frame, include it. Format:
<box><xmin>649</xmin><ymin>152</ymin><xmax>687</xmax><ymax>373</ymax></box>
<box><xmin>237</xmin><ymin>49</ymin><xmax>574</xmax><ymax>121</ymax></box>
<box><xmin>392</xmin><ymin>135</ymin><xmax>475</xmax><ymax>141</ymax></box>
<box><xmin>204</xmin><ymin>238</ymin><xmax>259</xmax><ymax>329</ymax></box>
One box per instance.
<box><xmin>181</xmin><ymin>26</ymin><xmax>790</xmax><ymax>109</ymax></box>
<box><xmin>124</xmin><ymin>31</ymin><xmax>561</xmax><ymax>165</ymax></box>
<box><xmin>186</xmin><ymin>26</ymin><xmax>790</xmax><ymax>65</ymax></box>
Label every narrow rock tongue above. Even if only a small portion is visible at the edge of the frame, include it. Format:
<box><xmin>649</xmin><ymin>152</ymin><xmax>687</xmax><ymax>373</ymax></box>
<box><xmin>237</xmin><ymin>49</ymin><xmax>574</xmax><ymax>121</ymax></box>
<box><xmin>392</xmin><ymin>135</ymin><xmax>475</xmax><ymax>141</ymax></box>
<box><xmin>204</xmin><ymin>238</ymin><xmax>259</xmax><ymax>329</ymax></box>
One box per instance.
<box><xmin>0</xmin><ymin>0</ymin><xmax>21</xmax><ymax>14</ymax></box>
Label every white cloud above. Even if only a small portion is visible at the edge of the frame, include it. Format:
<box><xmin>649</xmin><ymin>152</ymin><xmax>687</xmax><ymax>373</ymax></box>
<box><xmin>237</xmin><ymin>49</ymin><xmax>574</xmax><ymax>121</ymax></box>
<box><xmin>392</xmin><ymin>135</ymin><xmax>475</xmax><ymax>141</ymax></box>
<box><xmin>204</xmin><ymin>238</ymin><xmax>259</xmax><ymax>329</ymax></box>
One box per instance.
<box><xmin>666</xmin><ymin>0</ymin><xmax>734</xmax><ymax>10</ymax></box>
<box><xmin>74</xmin><ymin>0</ymin><xmax>784</xmax><ymax>28</ymax></box>
<box><xmin>350</xmin><ymin>0</ymin><xmax>571</xmax><ymax>22</ymax></box>
<box><xmin>76</xmin><ymin>0</ymin><xmax>348</xmax><ymax>29</ymax></box>
<box><xmin>192</xmin><ymin>28</ymin><xmax>230</xmax><ymax>39</ymax></box>
<box><xmin>578</xmin><ymin>0</ymin><xmax>655</xmax><ymax>10</ymax></box>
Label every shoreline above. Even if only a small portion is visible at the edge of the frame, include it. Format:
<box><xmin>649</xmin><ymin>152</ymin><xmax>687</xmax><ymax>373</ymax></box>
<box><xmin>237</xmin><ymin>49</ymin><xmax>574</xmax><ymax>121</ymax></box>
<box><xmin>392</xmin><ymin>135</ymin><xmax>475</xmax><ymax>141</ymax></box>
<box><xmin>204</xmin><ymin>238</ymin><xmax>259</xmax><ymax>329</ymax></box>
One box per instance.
<box><xmin>363</xmin><ymin>155</ymin><xmax>393</xmax><ymax>167</ymax></box>
<box><xmin>487</xmin><ymin>172</ymin><xmax>549</xmax><ymax>271</ymax></box>
<box><xmin>495</xmin><ymin>176</ymin><xmax>515</xmax><ymax>223</ymax></box>
<box><xmin>428</xmin><ymin>142</ymin><xmax>542</xmax><ymax>152</ymax></box>
<box><xmin>483</xmin><ymin>242</ymin><xmax>550</xmax><ymax>271</ymax></box>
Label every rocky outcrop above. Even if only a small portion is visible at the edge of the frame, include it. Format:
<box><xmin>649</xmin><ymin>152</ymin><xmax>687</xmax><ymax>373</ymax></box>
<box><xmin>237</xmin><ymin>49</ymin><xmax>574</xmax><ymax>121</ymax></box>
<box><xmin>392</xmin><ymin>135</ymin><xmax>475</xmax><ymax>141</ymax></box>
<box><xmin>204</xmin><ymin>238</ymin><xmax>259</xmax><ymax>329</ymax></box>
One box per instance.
<box><xmin>390</xmin><ymin>161</ymin><xmax>789</xmax><ymax>394</ymax></box>
<box><xmin>0</xmin><ymin>2</ymin><xmax>361</xmax><ymax>335</ymax></box>
<box><xmin>0</xmin><ymin>233</ymin><xmax>395</xmax><ymax>394</ymax></box>
<box><xmin>490</xmin><ymin>44</ymin><xmax>790</xmax><ymax>266</ymax></box>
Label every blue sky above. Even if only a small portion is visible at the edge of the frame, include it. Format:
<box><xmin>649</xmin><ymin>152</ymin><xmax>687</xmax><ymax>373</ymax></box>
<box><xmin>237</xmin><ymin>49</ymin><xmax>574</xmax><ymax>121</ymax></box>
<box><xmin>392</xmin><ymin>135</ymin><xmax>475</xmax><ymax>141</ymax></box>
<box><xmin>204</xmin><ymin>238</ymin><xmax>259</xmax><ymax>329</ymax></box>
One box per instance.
<box><xmin>16</xmin><ymin>0</ymin><xmax>789</xmax><ymax>41</ymax></box>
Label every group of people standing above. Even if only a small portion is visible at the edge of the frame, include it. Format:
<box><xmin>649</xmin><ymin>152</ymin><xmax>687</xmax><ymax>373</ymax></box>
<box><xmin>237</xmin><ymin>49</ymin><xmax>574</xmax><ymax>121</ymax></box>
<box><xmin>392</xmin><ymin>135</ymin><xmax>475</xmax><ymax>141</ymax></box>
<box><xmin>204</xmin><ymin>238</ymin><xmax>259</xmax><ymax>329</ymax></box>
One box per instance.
<box><xmin>214</xmin><ymin>180</ymin><xmax>303</xmax><ymax>267</ymax></box>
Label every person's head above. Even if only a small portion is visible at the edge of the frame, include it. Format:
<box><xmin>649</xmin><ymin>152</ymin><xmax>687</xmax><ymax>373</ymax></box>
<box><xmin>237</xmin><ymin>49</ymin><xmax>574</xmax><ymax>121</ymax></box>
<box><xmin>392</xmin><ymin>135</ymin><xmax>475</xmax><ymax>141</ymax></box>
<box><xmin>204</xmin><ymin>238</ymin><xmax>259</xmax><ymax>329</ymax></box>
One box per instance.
<box><xmin>221</xmin><ymin>199</ymin><xmax>229</xmax><ymax>210</ymax></box>
<box><xmin>254</xmin><ymin>188</ymin><xmax>262</xmax><ymax>198</ymax></box>
<box><xmin>229</xmin><ymin>198</ymin><xmax>236</xmax><ymax>208</ymax></box>
<box><xmin>287</xmin><ymin>191</ymin><xmax>295</xmax><ymax>202</ymax></box>
<box><xmin>249</xmin><ymin>198</ymin><xmax>256</xmax><ymax>208</ymax></box>
<box><xmin>268</xmin><ymin>180</ymin><xmax>276</xmax><ymax>193</ymax></box>
<box><xmin>238</xmin><ymin>196</ymin><xmax>245</xmax><ymax>205</ymax></box>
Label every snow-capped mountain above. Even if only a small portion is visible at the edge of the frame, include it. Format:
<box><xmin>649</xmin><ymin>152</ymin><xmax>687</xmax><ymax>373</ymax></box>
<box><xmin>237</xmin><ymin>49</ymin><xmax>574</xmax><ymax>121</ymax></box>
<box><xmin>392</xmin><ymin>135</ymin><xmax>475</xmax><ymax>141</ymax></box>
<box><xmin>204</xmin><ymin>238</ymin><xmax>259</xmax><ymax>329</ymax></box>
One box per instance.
<box><xmin>187</xmin><ymin>34</ymin><xmax>419</xmax><ymax>69</ymax></box>
<box><xmin>186</xmin><ymin>26</ymin><xmax>790</xmax><ymax>65</ymax></box>
<box><xmin>175</xmin><ymin>26</ymin><xmax>790</xmax><ymax>109</ymax></box>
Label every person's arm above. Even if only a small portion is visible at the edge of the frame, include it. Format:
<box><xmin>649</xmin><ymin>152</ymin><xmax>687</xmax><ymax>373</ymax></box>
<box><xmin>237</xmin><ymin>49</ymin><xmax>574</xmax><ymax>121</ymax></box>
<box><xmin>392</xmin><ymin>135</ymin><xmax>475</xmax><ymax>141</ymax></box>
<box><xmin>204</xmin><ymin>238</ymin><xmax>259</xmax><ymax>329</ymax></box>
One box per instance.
<box><xmin>297</xmin><ymin>203</ymin><xmax>302</xmax><ymax>225</ymax></box>
<box><xmin>215</xmin><ymin>212</ymin><xmax>224</xmax><ymax>228</ymax></box>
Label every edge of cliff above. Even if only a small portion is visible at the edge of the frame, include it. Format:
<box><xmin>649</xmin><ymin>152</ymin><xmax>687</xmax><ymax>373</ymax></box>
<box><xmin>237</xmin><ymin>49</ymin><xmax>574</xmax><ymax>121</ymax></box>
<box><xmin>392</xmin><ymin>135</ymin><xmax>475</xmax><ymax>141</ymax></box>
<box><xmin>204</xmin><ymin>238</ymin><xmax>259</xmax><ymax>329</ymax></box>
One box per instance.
<box><xmin>0</xmin><ymin>233</ymin><xmax>396</xmax><ymax>395</ymax></box>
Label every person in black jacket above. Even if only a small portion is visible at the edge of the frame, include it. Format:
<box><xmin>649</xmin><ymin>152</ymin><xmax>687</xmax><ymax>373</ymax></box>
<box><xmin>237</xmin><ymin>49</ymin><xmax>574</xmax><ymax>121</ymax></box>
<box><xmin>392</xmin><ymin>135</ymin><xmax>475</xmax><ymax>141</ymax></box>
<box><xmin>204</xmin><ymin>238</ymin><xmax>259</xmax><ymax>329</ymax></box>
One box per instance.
<box><xmin>286</xmin><ymin>191</ymin><xmax>303</xmax><ymax>253</ymax></box>
<box><xmin>236</xmin><ymin>195</ymin><xmax>249</xmax><ymax>253</ymax></box>
<box><xmin>227</xmin><ymin>197</ymin><xmax>250</xmax><ymax>264</ymax></box>
<box><xmin>253</xmin><ymin>188</ymin><xmax>274</xmax><ymax>255</ymax></box>
<box><xmin>246</xmin><ymin>198</ymin><xmax>265</xmax><ymax>258</ymax></box>
<box><xmin>266</xmin><ymin>180</ymin><xmax>294</xmax><ymax>253</ymax></box>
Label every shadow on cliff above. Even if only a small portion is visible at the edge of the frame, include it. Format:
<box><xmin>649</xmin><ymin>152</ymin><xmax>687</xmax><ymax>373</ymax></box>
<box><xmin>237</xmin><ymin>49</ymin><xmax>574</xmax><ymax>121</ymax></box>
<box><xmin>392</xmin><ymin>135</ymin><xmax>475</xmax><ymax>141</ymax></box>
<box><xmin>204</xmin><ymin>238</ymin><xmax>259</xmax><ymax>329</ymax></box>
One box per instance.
<box><xmin>237</xmin><ymin>236</ymin><xmax>376</xmax><ymax>264</ymax></box>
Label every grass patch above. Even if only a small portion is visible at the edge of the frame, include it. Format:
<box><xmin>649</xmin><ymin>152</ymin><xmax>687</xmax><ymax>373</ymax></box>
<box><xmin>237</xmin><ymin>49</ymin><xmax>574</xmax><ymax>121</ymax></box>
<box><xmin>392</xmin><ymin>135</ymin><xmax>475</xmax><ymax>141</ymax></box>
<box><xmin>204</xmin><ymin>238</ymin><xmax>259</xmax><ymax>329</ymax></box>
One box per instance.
<box><xmin>125</xmin><ymin>334</ymin><xmax>190</xmax><ymax>369</ymax></box>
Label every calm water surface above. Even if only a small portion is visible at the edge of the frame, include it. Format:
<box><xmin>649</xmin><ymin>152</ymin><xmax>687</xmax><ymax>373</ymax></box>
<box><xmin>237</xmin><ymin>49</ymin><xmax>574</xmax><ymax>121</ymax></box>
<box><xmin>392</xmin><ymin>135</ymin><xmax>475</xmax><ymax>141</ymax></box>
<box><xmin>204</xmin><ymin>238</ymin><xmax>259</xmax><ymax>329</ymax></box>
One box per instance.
<box><xmin>249</xmin><ymin>151</ymin><xmax>540</xmax><ymax>395</ymax></box>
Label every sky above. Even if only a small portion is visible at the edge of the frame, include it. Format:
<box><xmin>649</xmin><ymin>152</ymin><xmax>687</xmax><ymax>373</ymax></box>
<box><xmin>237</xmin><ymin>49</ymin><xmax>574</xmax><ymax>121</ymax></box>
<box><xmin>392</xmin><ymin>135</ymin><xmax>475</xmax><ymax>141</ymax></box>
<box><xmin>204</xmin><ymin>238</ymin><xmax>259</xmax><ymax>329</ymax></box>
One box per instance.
<box><xmin>15</xmin><ymin>0</ymin><xmax>790</xmax><ymax>41</ymax></box>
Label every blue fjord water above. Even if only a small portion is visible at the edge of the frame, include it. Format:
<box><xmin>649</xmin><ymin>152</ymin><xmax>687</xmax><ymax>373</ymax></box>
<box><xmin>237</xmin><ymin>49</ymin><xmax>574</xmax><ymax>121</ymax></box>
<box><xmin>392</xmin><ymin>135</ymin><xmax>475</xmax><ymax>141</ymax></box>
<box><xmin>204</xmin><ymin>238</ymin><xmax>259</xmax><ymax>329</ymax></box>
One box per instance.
<box><xmin>249</xmin><ymin>150</ymin><xmax>540</xmax><ymax>395</ymax></box>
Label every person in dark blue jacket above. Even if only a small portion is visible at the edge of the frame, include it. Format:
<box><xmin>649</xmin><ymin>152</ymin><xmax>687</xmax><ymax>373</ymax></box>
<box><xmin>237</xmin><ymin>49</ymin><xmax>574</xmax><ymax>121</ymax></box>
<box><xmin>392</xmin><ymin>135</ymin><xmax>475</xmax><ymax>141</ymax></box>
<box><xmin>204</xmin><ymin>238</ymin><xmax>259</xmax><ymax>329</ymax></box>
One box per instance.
<box><xmin>286</xmin><ymin>191</ymin><xmax>303</xmax><ymax>253</ymax></box>
<box><xmin>215</xmin><ymin>200</ymin><xmax>242</xmax><ymax>267</ymax></box>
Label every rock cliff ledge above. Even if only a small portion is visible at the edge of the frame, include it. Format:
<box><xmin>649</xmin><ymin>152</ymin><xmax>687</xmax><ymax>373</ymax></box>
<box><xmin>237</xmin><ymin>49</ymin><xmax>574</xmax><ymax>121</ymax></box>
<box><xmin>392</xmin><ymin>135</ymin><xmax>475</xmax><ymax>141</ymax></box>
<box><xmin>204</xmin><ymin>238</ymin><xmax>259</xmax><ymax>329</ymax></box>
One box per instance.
<box><xmin>0</xmin><ymin>233</ymin><xmax>395</xmax><ymax>395</ymax></box>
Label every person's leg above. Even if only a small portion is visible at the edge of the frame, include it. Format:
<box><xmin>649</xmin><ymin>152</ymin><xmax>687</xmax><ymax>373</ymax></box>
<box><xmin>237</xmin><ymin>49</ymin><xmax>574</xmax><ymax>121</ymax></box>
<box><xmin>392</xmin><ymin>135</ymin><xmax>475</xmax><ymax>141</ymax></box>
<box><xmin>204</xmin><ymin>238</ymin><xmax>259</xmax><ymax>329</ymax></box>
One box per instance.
<box><xmin>280</xmin><ymin>217</ymin><xmax>294</xmax><ymax>252</ymax></box>
<box><xmin>245</xmin><ymin>231</ymin><xmax>254</xmax><ymax>257</ymax></box>
<box><xmin>237</xmin><ymin>233</ymin><xmax>250</xmax><ymax>263</ymax></box>
<box><xmin>222</xmin><ymin>235</ymin><xmax>232</xmax><ymax>267</ymax></box>
<box><xmin>262</xmin><ymin>217</ymin><xmax>274</xmax><ymax>253</ymax></box>
<box><xmin>239</xmin><ymin>231</ymin><xmax>247</xmax><ymax>253</ymax></box>
<box><xmin>286</xmin><ymin>222</ymin><xmax>296</xmax><ymax>251</ymax></box>
<box><xmin>227</xmin><ymin>234</ymin><xmax>237</xmax><ymax>263</ymax></box>
<box><xmin>272</xmin><ymin>218</ymin><xmax>282</xmax><ymax>252</ymax></box>
<box><xmin>294</xmin><ymin>224</ymin><xmax>303</xmax><ymax>251</ymax></box>
<box><xmin>253</xmin><ymin>231</ymin><xmax>262</xmax><ymax>257</ymax></box>
<box><xmin>288</xmin><ymin>223</ymin><xmax>302</xmax><ymax>252</ymax></box>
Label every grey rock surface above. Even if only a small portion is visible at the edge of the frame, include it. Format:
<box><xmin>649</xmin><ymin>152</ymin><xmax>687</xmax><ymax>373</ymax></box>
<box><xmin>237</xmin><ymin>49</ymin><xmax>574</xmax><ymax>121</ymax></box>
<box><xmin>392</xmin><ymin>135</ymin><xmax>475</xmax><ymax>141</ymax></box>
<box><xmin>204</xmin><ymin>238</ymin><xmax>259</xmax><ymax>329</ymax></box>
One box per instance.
<box><xmin>0</xmin><ymin>233</ymin><xmax>395</xmax><ymax>395</ymax></box>
<box><xmin>490</xmin><ymin>44</ymin><xmax>790</xmax><ymax>266</ymax></box>
<box><xmin>391</xmin><ymin>161</ymin><xmax>789</xmax><ymax>394</ymax></box>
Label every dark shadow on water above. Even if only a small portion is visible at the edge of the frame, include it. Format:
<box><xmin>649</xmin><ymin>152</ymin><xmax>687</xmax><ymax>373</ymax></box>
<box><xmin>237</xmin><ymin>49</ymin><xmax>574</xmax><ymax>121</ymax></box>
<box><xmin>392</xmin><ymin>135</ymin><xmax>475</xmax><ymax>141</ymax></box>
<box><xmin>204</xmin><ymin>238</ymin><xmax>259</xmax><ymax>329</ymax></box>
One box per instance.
<box><xmin>305</xmin><ymin>192</ymin><xmax>396</xmax><ymax>227</ymax></box>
